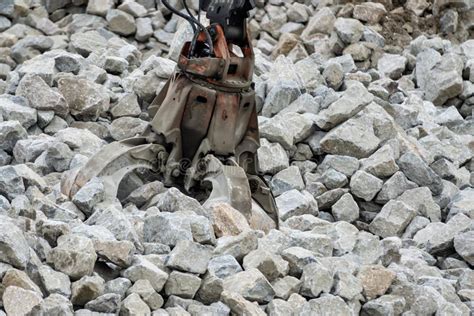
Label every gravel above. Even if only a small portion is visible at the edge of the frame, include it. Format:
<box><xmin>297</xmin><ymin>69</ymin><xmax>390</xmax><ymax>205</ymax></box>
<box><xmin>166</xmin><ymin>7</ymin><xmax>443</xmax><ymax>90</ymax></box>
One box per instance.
<box><xmin>0</xmin><ymin>0</ymin><xmax>472</xmax><ymax>314</ymax></box>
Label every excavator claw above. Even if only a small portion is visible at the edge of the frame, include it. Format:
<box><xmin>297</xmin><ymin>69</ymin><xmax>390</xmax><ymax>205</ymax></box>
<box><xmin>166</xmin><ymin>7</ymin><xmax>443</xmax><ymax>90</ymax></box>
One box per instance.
<box><xmin>61</xmin><ymin>0</ymin><xmax>280</xmax><ymax>228</ymax></box>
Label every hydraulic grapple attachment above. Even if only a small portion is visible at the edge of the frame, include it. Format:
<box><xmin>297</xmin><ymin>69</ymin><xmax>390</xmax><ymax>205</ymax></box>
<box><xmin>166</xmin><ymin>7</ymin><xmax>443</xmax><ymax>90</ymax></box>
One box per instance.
<box><xmin>61</xmin><ymin>0</ymin><xmax>279</xmax><ymax>229</ymax></box>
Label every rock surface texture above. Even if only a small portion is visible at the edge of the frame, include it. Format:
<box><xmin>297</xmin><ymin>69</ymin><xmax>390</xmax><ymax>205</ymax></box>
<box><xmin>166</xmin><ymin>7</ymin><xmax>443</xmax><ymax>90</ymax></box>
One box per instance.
<box><xmin>0</xmin><ymin>0</ymin><xmax>472</xmax><ymax>315</ymax></box>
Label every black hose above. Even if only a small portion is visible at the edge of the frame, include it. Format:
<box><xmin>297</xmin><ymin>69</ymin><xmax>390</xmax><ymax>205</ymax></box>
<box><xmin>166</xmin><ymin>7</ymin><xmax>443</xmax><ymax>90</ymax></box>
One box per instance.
<box><xmin>161</xmin><ymin>0</ymin><xmax>214</xmax><ymax>57</ymax></box>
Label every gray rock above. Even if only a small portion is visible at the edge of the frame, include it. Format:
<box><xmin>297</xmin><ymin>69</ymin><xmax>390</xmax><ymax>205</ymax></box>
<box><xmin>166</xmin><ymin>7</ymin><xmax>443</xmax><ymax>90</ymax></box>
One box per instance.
<box><xmin>318</xmin><ymin>155</ymin><xmax>359</xmax><ymax>177</ymax></box>
<box><xmin>281</xmin><ymin>247</ymin><xmax>317</xmax><ymax>277</ymax></box>
<box><xmin>136</xmin><ymin>17</ymin><xmax>153</xmax><ymax>42</ymax></box>
<box><xmin>104</xmin><ymin>56</ymin><xmax>128</xmax><ymax>75</ymax></box>
<box><xmin>27</xmin><ymin>293</ymin><xmax>74</xmax><ymax>316</ymax></box>
<box><xmin>323</xmin><ymin>62</ymin><xmax>344</xmax><ymax>90</ymax></box>
<box><xmin>334</xmin><ymin>18</ymin><xmax>364</xmax><ymax>44</ymax></box>
<box><xmin>16</xmin><ymin>74</ymin><xmax>68</xmax><ymax>116</ymax></box>
<box><xmin>353</xmin><ymin>2</ymin><xmax>386</xmax><ymax>24</ymax></box>
<box><xmin>361</xmin><ymin>294</ymin><xmax>406</xmax><ymax>316</ymax></box>
<box><xmin>319</xmin><ymin>169</ymin><xmax>348</xmax><ymax>190</ymax></box>
<box><xmin>360</xmin><ymin>144</ymin><xmax>399</xmax><ymax>178</ymax></box>
<box><xmin>122</xmin><ymin>256</ymin><xmax>169</xmax><ymax>292</ymax></box>
<box><xmin>109</xmin><ymin>117</ymin><xmax>148</xmax><ymax>141</ymax></box>
<box><xmin>47</xmin><ymin>234</ymin><xmax>97</xmax><ymax>280</ymax></box>
<box><xmin>397</xmin><ymin>187</ymin><xmax>441</xmax><ymax>222</ymax></box>
<box><xmin>270</xmin><ymin>166</ymin><xmax>305</xmax><ymax>196</ymax></box>
<box><xmin>300</xmin><ymin>262</ymin><xmax>333</xmax><ymax>298</ymax></box>
<box><xmin>127</xmin><ymin>279</ymin><xmax>164</xmax><ymax>310</ymax></box>
<box><xmin>413</xmin><ymin>213</ymin><xmax>471</xmax><ymax>255</ymax></box>
<box><xmin>260</xmin><ymin>112</ymin><xmax>314</xmax><ymax>150</ymax></box>
<box><xmin>447</xmin><ymin>188</ymin><xmax>474</xmax><ymax>219</ymax></box>
<box><xmin>0</xmin><ymin>166</ymin><xmax>25</xmax><ymax>200</ymax></box>
<box><xmin>0</xmin><ymin>95</ymin><xmax>37</xmax><ymax>129</ymax></box>
<box><xmin>333</xmin><ymin>271</ymin><xmax>363</xmax><ymax>300</ymax></box>
<box><xmin>110</xmin><ymin>93</ymin><xmax>141</xmax><ymax>119</ymax></box>
<box><xmin>377</xmin><ymin>54</ymin><xmax>407</xmax><ymax>80</ymax></box>
<box><xmin>106</xmin><ymin>9</ymin><xmax>136</xmax><ymax>36</ymax></box>
<box><xmin>301</xmin><ymin>7</ymin><xmax>335</xmax><ymax>39</ymax></box>
<box><xmin>350</xmin><ymin>170</ymin><xmax>383</xmax><ymax>202</ymax></box>
<box><xmin>166</xmin><ymin>240</ymin><xmax>212</xmax><ymax>274</ymax></box>
<box><xmin>165</xmin><ymin>271</ymin><xmax>202</xmax><ymax>299</ymax></box>
<box><xmin>369</xmin><ymin>200</ymin><xmax>416</xmax><ymax>238</ymax></box>
<box><xmin>243</xmin><ymin>250</ymin><xmax>289</xmax><ymax>282</ymax></box>
<box><xmin>86</xmin><ymin>0</ymin><xmax>114</xmax><ymax>16</ymax></box>
<box><xmin>0</xmin><ymin>121</ymin><xmax>28</xmax><ymax>153</ymax></box>
<box><xmin>276</xmin><ymin>189</ymin><xmax>318</xmax><ymax>222</ymax></box>
<box><xmin>416</xmin><ymin>50</ymin><xmax>463</xmax><ymax>106</ymax></box>
<box><xmin>155</xmin><ymin>187</ymin><xmax>208</xmax><ymax>217</ymax></box>
<box><xmin>213</xmin><ymin>230</ymin><xmax>260</xmax><ymax>261</ymax></box>
<box><xmin>70</xmin><ymin>31</ymin><xmax>108</xmax><ymax>57</ymax></box>
<box><xmin>454</xmin><ymin>231</ymin><xmax>474</xmax><ymax>266</ymax></box>
<box><xmin>320</xmin><ymin>115</ymin><xmax>380</xmax><ymax>158</ymax></box>
<box><xmin>58</xmin><ymin>77</ymin><xmax>110</xmax><ymax>121</ymax></box>
<box><xmin>38</xmin><ymin>265</ymin><xmax>71</xmax><ymax>297</ymax></box>
<box><xmin>84</xmin><ymin>293</ymin><xmax>121</xmax><ymax>313</ymax></box>
<box><xmin>121</xmin><ymin>293</ymin><xmax>151</xmax><ymax>316</ymax></box>
<box><xmin>207</xmin><ymin>255</ymin><xmax>242</xmax><ymax>279</ymax></box>
<box><xmin>220</xmin><ymin>290</ymin><xmax>266</xmax><ymax>316</ymax></box>
<box><xmin>104</xmin><ymin>277</ymin><xmax>132</xmax><ymax>299</ymax></box>
<box><xmin>3</xmin><ymin>286</ymin><xmax>43</xmax><ymax>316</ymax></box>
<box><xmin>94</xmin><ymin>240</ymin><xmax>135</xmax><ymax>267</ymax></box>
<box><xmin>72</xmin><ymin>177</ymin><xmax>105</xmax><ymax>216</ymax></box>
<box><xmin>376</xmin><ymin>171</ymin><xmax>417</xmax><ymax>204</ymax></box>
<box><xmin>257</xmin><ymin>139</ymin><xmax>289</xmax><ymax>175</ymax></box>
<box><xmin>397</xmin><ymin>153</ymin><xmax>443</xmax><ymax>195</ymax></box>
<box><xmin>332</xmin><ymin>193</ymin><xmax>359</xmax><ymax>223</ymax></box>
<box><xmin>71</xmin><ymin>274</ymin><xmax>105</xmax><ymax>306</ymax></box>
<box><xmin>0</xmin><ymin>217</ymin><xmax>30</xmax><ymax>269</ymax></box>
<box><xmin>316</xmin><ymin>82</ymin><xmax>373</xmax><ymax>130</ymax></box>
<box><xmin>143</xmin><ymin>211</ymin><xmax>214</xmax><ymax>246</ymax></box>
<box><xmin>223</xmin><ymin>268</ymin><xmax>275</xmax><ymax>303</ymax></box>
<box><xmin>262</xmin><ymin>80</ymin><xmax>301</xmax><ymax>117</ymax></box>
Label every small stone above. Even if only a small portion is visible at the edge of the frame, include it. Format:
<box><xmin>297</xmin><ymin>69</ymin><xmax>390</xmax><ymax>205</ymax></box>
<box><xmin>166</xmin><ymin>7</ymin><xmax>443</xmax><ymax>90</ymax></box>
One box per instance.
<box><xmin>28</xmin><ymin>294</ymin><xmax>74</xmax><ymax>315</ymax></box>
<box><xmin>86</xmin><ymin>0</ymin><xmax>114</xmax><ymax>16</ymax></box>
<box><xmin>104</xmin><ymin>278</ymin><xmax>132</xmax><ymax>299</ymax></box>
<box><xmin>16</xmin><ymin>74</ymin><xmax>68</xmax><ymax>116</ymax></box>
<box><xmin>127</xmin><ymin>279</ymin><xmax>164</xmax><ymax>310</ymax></box>
<box><xmin>300</xmin><ymin>262</ymin><xmax>333</xmax><ymax>298</ymax></box>
<box><xmin>166</xmin><ymin>240</ymin><xmax>212</xmax><ymax>275</ymax></box>
<box><xmin>320</xmin><ymin>116</ymin><xmax>380</xmax><ymax>159</ymax></box>
<box><xmin>58</xmin><ymin>77</ymin><xmax>110</xmax><ymax>121</ymax></box>
<box><xmin>257</xmin><ymin>139</ymin><xmax>289</xmax><ymax>175</ymax></box>
<box><xmin>454</xmin><ymin>230</ymin><xmax>474</xmax><ymax>266</ymax></box>
<box><xmin>357</xmin><ymin>265</ymin><xmax>395</xmax><ymax>300</ymax></box>
<box><xmin>2</xmin><ymin>269</ymin><xmax>42</xmax><ymax>295</ymax></box>
<box><xmin>71</xmin><ymin>275</ymin><xmax>105</xmax><ymax>306</ymax></box>
<box><xmin>334</xmin><ymin>18</ymin><xmax>364</xmax><ymax>44</ymax></box>
<box><xmin>361</xmin><ymin>294</ymin><xmax>406</xmax><ymax>315</ymax></box>
<box><xmin>243</xmin><ymin>250</ymin><xmax>289</xmax><ymax>282</ymax></box>
<box><xmin>109</xmin><ymin>117</ymin><xmax>148</xmax><ymax>141</ymax></box>
<box><xmin>84</xmin><ymin>293</ymin><xmax>121</xmax><ymax>314</ymax></box>
<box><xmin>165</xmin><ymin>271</ymin><xmax>201</xmax><ymax>299</ymax></box>
<box><xmin>223</xmin><ymin>268</ymin><xmax>275</xmax><ymax>303</ymax></box>
<box><xmin>377</xmin><ymin>54</ymin><xmax>407</xmax><ymax>80</ymax></box>
<box><xmin>38</xmin><ymin>265</ymin><xmax>71</xmax><ymax>297</ymax></box>
<box><xmin>136</xmin><ymin>17</ymin><xmax>153</xmax><ymax>42</ymax></box>
<box><xmin>110</xmin><ymin>93</ymin><xmax>142</xmax><ymax>118</ymax></box>
<box><xmin>122</xmin><ymin>256</ymin><xmax>168</xmax><ymax>292</ymax></box>
<box><xmin>208</xmin><ymin>202</ymin><xmax>251</xmax><ymax>238</ymax></box>
<box><xmin>316</xmin><ymin>82</ymin><xmax>374</xmax><ymax>130</ymax></box>
<box><xmin>353</xmin><ymin>2</ymin><xmax>387</xmax><ymax>24</ymax></box>
<box><xmin>72</xmin><ymin>177</ymin><xmax>105</xmax><ymax>216</ymax></box>
<box><xmin>0</xmin><ymin>218</ymin><xmax>30</xmax><ymax>269</ymax></box>
<box><xmin>369</xmin><ymin>200</ymin><xmax>416</xmax><ymax>238</ymax></box>
<box><xmin>272</xmin><ymin>276</ymin><xmax>302</xmax><ymax>300</ymax></box>
<box><xmin>104</xmin><ymin>56</ymin><xmax>128</xmax><ymax>75</ymax></box>
<box><xmin>332</xmin><ymin>193</ymin><xmax>359</xmax><ymax>222</ymax></box>
<box><xmin>397</xmin><ymin>152</ymin><xmax>443</xmax><ymax>195</ymax></box>
<box><xmin>270</xmin><ymin>166</ymin><xmax>305</xmax><ymax>196</ymax></box>
<box><xmin>323</xmin><ymin>62</ymin><xmax>344</xmax><ymax>90</ymax></box>
<box><xmin>2</xmin><ymin>286</ymin><xmax>43</xmax><ymax>316</ymax></box>
<box><xmin>220</xmin><ymin>290</ymin><xmax>266</xmax><ymax>316</ymax></box>
<box><xmin>47</xmin><ymin>234</ymin><xmax>97</xmax><ymax>280</ymax></box>
<box><xmin>94</xmin><ymin>240</ymin><xmax>135</xmax><ymax>267</ymax></box>
<box><xmin>375</xmin><ymin>172</ymin><xmax>417</xmax><ymax>204</ymax></box>
<box><xmin>121</xmin><ymin>293</ymin><xmax>151</xmax><ymax>316</ymax></box>
<box><xmin>106</xmin><ymin>9</ymin><xmax>136</xmax><ymax>36</ymax></box>
<box><xmin>0</xmin><ymin>166</ymin><xmax>25</xmax><ymax>200</ymax></box>
<box><xmin>0</xmin><ymin>121</ymin><xmax>28</xmax><ymax>153</ymax></box>
<box><xmin>0</xmin><ymin>95</ymin><xmax>37</xmax><ymax>129</ymax></box>
<box><xmin>333</xmin><ymin>271</ymin><xmax>363</xmax><ymax>300</ymax></box>
<box><xmin>350</xmin><ymin>170</ymin><xmax>383</xmax><ymax>202</ymax></box>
